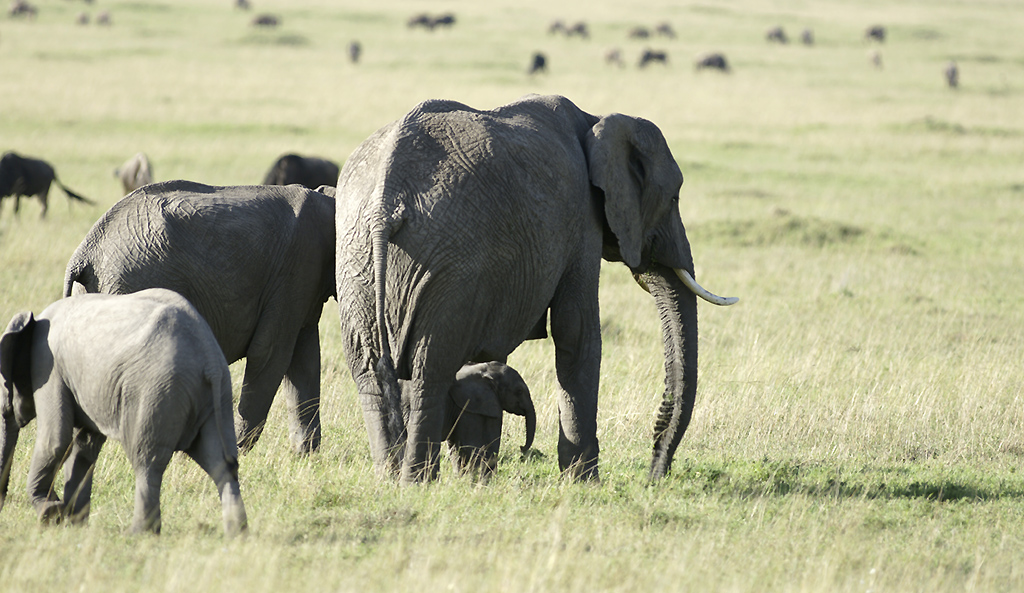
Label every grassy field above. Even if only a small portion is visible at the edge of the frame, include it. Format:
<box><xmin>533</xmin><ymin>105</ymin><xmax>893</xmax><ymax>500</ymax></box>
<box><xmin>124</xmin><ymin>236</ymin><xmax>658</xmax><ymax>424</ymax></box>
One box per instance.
<box><xmin>2</xmin><ymin>0</ymin><xmax>1024</xmax><ymax>590</ymax></box>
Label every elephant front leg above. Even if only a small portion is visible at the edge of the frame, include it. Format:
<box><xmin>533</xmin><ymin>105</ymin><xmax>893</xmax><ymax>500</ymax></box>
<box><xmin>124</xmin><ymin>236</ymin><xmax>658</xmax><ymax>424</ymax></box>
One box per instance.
<box><xmin>280</xmin><ymin>325</ymin><xmax>322</xmax><ymax>455</ymax></box>
<box><xmin>26</xmin><ymin>407</ymin><xmax>74</xmax><ymax>523</ymax></box>
<box><xmin>550</xmin><ymin>285</ymin><xmax>602</xmax><ymax>481</ymax></box>
<box><xmin>62</xmin><ymin>429</ymin><xmax>106</xmax><ymax>524</ymax></box>
<box><xmin>357</xmin><ymin>385</ymin><xmax>403</xmax><ymax>478</ymax></box>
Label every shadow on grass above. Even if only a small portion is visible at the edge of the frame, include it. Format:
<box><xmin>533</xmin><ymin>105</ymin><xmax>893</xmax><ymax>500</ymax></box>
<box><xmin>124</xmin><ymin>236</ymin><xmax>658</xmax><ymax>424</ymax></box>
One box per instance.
<box><xmin>668</xmin><ymin>457</ymin><xmax>1024</xmax><ymax>502</ymax></box>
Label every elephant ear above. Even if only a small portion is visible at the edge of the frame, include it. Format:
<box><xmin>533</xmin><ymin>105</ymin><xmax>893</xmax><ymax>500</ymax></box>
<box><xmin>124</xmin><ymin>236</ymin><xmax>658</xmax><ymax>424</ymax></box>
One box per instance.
<box><xmin>0</xmin><ymin>312</ymin><xmax>34</xmax><ymax>415</ymax></box>
<box><xmin>585</xmin><ymin>113</ymin><xmax>680</xmax><ymax>270</ymax></box>
<box><xmin>449</xmin><ymin>378</ymin><xmax>503</xmax><ymax>419</ymax></box>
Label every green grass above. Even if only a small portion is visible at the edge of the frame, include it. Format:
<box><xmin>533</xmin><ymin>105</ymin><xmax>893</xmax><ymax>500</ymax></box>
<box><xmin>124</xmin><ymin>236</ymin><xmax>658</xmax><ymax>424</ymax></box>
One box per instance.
<box><xmin>3</xmin><ymin>0</ymin><xmax>1024</xmax><ymax>591</ymax></box>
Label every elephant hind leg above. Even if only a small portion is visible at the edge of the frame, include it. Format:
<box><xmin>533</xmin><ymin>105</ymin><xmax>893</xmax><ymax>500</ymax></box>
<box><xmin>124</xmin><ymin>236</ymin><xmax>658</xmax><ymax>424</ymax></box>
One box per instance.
<box><xmin>235</xmin><ymin>335</ymin><xmax>297</xmax><ymax>452</ymax></box>
<box><xmin>62</xmin><ymin>429</ymin><xmax>107</xmax><ymax>524</ymax></box>
<box><xmin>129</xmin><ymin>446</ymin><xmax>173</xmax><ymax>534</ymax></box>
<box><xmin>184</xmin><ymin>421</ymin><xmax>248</xmax><ymax>537</ymax></box>
<box><xmin>280</xmin><ymin>325</ymin><xmax>322</xmax><ymax>455</ymax></box>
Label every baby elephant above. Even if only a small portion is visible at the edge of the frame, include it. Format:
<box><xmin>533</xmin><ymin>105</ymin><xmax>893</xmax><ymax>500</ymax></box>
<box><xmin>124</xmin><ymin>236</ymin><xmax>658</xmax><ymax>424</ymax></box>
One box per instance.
<box><xmin>0</xmin><ymin>288</ymin><xmax>247</xmax><ymax>536</ymax></box>
<box><xmin>445</xmin><ymin>362</ymin><xmax>536</xmax><ymax>480</ymax></box>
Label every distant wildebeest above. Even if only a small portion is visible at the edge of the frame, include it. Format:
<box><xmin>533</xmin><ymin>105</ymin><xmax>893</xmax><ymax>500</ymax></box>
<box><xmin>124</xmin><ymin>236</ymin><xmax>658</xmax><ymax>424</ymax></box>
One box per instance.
<box><xmin>96</xmin><ymin>10</ymin><xmax>110</xmax><ymax>25</ymax></box>
<box><xmin>628</xmin><ymin>26</ymin><xmax>650</xmax><ymax>39</ymax></box>
<box><xmin>655</xmin><ymin>22</ymin><xmax>676</xmax><ymax>38</ymax></box>
<box><xmin>262</xmin><ymin>153</ymin><xmax>340</xmax><ymax>190</ymax></box>
<box><xmin>114</xmin><ymin>152</ymin><xmax>153</xmax><ymax>195</ymax></box>
<box><xmin>251</xmin><ymin>13</ymin><xmax>278</xmax><ymax>27</ymax></box>
<box><xmin>865</xmin><ymin>25</ymin><xmax>886</xmax><ymax>42</ymax></box>
<box><xmin>547</xmin><ymin>20</ymin><xmax>565</xmax><ymax>35</ymax></box>
<box><xmin>766</xmin><ymin>26</ymin><xmax>788</xmax><ymax>44</ymax></box>
<box><xmin>349</xmin><ymin>41</ymin><xmax>361</xmax><ymax>64</ymax></box>
<box><xmin>801</xmin><ymin>28</ymin><xmax>814</xmax><ymax>45</ymax></box>
<box><xmin>528</xmin><ymin>52</ymin><xmax>547</xmax><ymax>74</ymax></box>
<box><xmin>408</xmin><ymin>13</ymin><xmax>455</xmax><ymax>30</ymax></box>
<box><xmin>869</xmin><ymin>49</ymin><xmax>883</xmax><ymax>69</ymax></box>
<box><xmin>566</xmin><ymin>21</ymin><xmax>588</xmax><ymax>38</ymax></box>
<box><xmin>605</xmin><ymin>48</ymin><xmax>624</xmax><ymax>67</ymax></box>
<box><xmin>0</xmin><ymin>152</ymin><xmax>93</xmax><ymax>217</ymax></box>
<box><xmin>234</xmin><ymin>0</ymin><xmax>251</xmax><ymax>9</ymax></box>
<box><xmin>944</xmin><ymin>61</ymin><xmax>959</xmax><ymax>88</ymax></box>
<box><xmin>638</xmin><ymin>49</ymin><xmax>668</xmax><ymax>68</ymax></box>
<box><xmin>695</xmin><ymin>52</ymin><xmax>730</xmax><ymax>72</ymax></box>
<box><xmin>75</xmin><ymin>11</ymin><xmax>88</xmax><ymax>25</ymax></box>
<box><xmin>8</xmin><ymin>0</ymin><xmax>37</xmax><ymax>18</ymax></box>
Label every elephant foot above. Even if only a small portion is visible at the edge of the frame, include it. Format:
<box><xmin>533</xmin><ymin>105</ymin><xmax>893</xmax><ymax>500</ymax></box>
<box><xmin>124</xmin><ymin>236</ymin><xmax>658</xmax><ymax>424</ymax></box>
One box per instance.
<box><xmin>36</xmin><ymin>501</ymin><xmax>64</xmax><ymax>524</ymax></box>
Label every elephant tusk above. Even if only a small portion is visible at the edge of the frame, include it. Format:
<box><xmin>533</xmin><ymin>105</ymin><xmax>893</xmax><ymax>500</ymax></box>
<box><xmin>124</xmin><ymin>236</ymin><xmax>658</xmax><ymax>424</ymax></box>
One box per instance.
<box><xmin>674</xmin><ymin>268</ymin><xmax>739</xmax><ymax>306</ymax></box>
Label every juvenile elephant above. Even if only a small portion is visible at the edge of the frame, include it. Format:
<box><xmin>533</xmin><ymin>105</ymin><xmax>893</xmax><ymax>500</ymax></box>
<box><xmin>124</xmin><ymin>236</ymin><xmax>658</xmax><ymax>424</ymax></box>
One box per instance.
<box><xmin>445</xmin><ymin>362</ymin><xmax>535</xmax><ymax>479</ymax></box>
<box><xmin>114</xmin><ymin>152</ymin><xmax>153</xmax><ymax>194</ymax></box>
<box><xmin>0</xmin><ymin>289</ymin><xmax>247</xmax><ymax>536</ymax></box>
<box><xmin>64</xmin><ymin>180</ymin><xmax>336</xmax><ymax>454</ymax></box>
<box><xmin>335</xmin><ymin>94</ymin><xmax>737</xmax><ymax>484</ymax></box>
<box><xmin>262</xmin><ymin>153</ymin><xmax>340</xmax><ymax>190</ymax></box>
<box><xmin>0</xmin><ymin>152</ymin><xmax>93</xmax><ymax>217</ymax></box>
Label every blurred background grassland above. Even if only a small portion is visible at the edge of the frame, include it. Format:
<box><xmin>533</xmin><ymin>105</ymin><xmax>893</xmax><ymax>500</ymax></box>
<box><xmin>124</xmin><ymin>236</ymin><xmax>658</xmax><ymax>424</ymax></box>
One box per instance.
<box><xmin>2</xmin><ymin>0</ymin><xmax>1024</xmax><ymax>591</ymax></box>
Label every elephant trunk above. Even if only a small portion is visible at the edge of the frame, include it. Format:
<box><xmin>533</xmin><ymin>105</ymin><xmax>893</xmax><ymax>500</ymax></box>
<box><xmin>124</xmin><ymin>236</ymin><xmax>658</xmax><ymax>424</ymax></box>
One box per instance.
<box><xmin>641</xmin><ymin>262</ymin><xmax>699</xmax><ymax>480</ymax></box>
<box><xmin>0</xmin><ymin>413</ymin><xmax>19</xmax><ymax>513</ymax></box>
<box><xmin>522</xmin><ymin>399</ymin><xmax>536</xmax><ymax>454</ymax></box>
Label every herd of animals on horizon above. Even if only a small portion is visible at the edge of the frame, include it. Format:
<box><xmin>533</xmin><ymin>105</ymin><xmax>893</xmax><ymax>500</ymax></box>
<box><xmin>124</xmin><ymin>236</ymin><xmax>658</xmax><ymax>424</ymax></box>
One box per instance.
<box><xmin>0</xmin><ymin>1</ymin><xmax>978</xmax><ymax>538</ymax></box>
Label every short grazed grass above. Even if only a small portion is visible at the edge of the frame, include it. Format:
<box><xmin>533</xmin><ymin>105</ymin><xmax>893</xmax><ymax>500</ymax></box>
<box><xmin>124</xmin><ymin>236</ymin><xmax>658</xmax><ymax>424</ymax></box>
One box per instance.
<box><xmin>2</xmin><ymin>0</ymin><xmax>1024</xmax><ymax>591</ymax></box>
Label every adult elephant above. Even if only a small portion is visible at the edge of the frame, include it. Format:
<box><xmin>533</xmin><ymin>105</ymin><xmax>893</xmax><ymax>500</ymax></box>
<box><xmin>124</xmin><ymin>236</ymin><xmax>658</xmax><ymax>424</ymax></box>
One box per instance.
<box><xmin>262</xmin><ymin>153</ymin><xmax>340</xmax><ymax>190</ymax></box>
<box><xmin>335</xmin><ymin>94</ymin><xmax>737</xmax><ymax>484</ymax></box>
<box><xmin>64</xmin><ymin>180</ymin><xmax>336</xmax><ymax>454</ymax></box>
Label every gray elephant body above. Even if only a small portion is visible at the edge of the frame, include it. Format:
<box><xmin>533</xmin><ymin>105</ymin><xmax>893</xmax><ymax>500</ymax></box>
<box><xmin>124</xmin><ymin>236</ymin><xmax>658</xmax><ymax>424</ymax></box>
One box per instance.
<box><xmin>262</xmin><ymin>153</ymin><xmax>340</xmax><ymax>190</ymax></box>
<box><xmin>0</xmin><ymin>152</ymin><xmax>93</xmax><ymax>217</ymax></box>
<box><xmin>64</xmin><ymin>180</ymin><xmax>336</xmax><ymax>453</ymax></box>
<box><xmin>444</xmin><ymin>362</ymin><xmax>535</xmax><ymax>480</ymax></box>
<box><xmin>337</xmin><ymin>94</ymin><xmax>732</xmax><ymax>483</ymax></box>
<box><xmin>0</xmin><ymin>289</ymin><xmax>246</xmax><ymax>536</ymax></box>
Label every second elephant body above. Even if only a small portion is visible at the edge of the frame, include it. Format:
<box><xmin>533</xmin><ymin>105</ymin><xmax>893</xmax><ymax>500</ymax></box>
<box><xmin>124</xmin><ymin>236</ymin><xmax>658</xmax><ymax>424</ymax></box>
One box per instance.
<box><xmin>64</xmin><ymin>180</ymin><xmax>336</xmax><ymax>454</ymax></box>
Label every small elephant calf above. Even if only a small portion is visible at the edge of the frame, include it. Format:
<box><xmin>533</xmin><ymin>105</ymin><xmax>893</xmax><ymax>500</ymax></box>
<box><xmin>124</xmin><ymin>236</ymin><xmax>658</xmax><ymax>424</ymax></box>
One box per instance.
<box><xmin>444</xmin><ymin>362</ymin><xmax>536</xmax><ymax>480</ymax></box>
<box><xmin>0</xmin><ymin>289</ymin><xmax>247</xmax><ymax>536</ymax></box>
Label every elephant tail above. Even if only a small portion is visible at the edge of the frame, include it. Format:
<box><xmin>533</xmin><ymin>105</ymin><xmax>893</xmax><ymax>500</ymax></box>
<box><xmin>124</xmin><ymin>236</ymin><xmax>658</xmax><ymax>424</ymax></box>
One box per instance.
<box><xmin>54</xmin><ymin>177</ymin><xmax>94</xmax><ymax>205</ymax></box>
<box><xmin>62</xmin><ymin>250</ymin><xmax>95</xmax><ymax>298</ymax></box>
<box><xmin>371</xmin><ymin>223</ymin><xmax>405</xmax><ymax>447</ymax></box>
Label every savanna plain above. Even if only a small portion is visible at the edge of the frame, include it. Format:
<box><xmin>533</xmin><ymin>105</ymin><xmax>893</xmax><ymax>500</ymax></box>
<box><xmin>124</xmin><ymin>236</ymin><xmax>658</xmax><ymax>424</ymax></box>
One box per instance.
<box><xmin>1</xmin><ymin>0</ymin><xmax>1023</xmax><ymax>591</ymax></box>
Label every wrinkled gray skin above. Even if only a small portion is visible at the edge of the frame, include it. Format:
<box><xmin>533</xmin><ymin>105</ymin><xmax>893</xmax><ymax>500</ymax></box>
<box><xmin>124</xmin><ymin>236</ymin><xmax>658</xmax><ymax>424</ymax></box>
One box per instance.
<box><xmin>262</xmin><ymin>153</ymin><xmax>341</xmax><ymax>191</ymax></box>
<box><xmin>64</xmin><ymin>180</ymin><xmax>336</xmax><ymax>454</ymax></box>
<box><xmin>336</xmin><ymin>94</ymin><xmax>731</xmax><ymax>483</ymax></box>
<box><xmin>444</xmin><ymin>362</ymin><xmax>535</xmax><ymax>480</ymax></box>
<box><xmin>0</xmin><ymin>289</ymin><xmax>247</xmax><ymax>536</ymax></box>
<box><xmin>0</xmin><ymin>152</ymin><xmax>93</xmax><ymax>217</ymax></box>
<box><xmin>114</xmin><ymin>152</ymin><xmax>153</xmax><ymax>195</ymax></box>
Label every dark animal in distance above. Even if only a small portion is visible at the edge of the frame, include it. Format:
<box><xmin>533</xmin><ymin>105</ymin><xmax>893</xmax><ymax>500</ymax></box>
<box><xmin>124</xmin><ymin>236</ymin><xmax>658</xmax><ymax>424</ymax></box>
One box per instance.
<box><xmin>0</xmin><ymin>152</ymin><xmax>93</xmax><ymax>218</ymax></box>
<box><xmin>801</xmin><ymin>28</ymin><xmax>814</xmax><ymax>45</ymax></box>
<box><xmin>605</xmin><ymin>48</ymin><xmax>624</xmax><ymax>67</ymax></box>
<box><xmin>8</xmin><ymin>0</ymin><xmax>37</xmax><ymax>18</ymax></box>
<box><xmin>349</xmin><ymin>41</ymin><xmax>361</xmax><ymax>64</ymax></box>
<box><xmin>944</xmin><ymin>61</ymin><xmax>958</xmax><ymax>88</ymax></box>
<box><xmin>234</xmin><ymin>0</ymin><xmax>251</xmax><ymax>9</ymax></box>
<box><xmin>251</xmin><ymin>13</ymin><xmax>278</xmax><ymax>27</ymax></box>
<box><xmin>96</xmin><ymin>10</ymin><xmax>110</xmax><ymax>25</ymax></box>
<box><xmin>655</xmin><ymin>22</ymin><xmax>676</xmax><ymax>38</ymax></box>
<box><xmin>695</xmin><ymin>52</ymin><xmax>730</xmax><ymax>72</ymax></box>
<box><xmin>628</xmin><ymin>26</ymin><xmax>650</xmax><ymax>39</ymax></box>
<box><xmin>262</xmin><ymin>153</ymin><xmax>340</xmax><ymax>190</ymax></box>
<box><xmin>638</xmin><ymin>49</ymin><xmax>668</xmax><ymax>68</ymax></box>
<box><xmin>865</xmin><ymin>25</ymin><xmax>886</xmax><ymax>42</ymax></box>
<box><xmin>766</xmin><ymin>26</ymin><xmax>788</xmax><ymax>43</ymax></box>
<box><xmin>407</xmin><ymin>13</ymin><xmax>455</xmax><ymax>30</ymax></box>
<box><xmin>528</xmin><ymin>52</ymin><xmax>547</xmax><ymax>74</ymax></box>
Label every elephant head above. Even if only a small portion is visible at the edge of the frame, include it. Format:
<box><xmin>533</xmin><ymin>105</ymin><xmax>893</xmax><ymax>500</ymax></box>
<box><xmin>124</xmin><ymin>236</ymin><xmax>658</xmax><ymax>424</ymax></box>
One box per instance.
<box><xmin>445</xmin><ymin>362</ymin><xmax>536</xmax><ymax>479</ymax></box>
<box><xmin>0</xmin><ymin>312</ymin><xmax>37</xmax><ymax>512</ymax></box>
<box><xmin>456</xmin><ymin>361</ymin><xmax>535</xmax><ymax>453</ymax></box>
<box><xmin>585</xmin><ymin>112</ymin><xmax>737</xmax><ymax>480</ymax></box>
